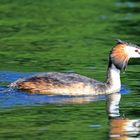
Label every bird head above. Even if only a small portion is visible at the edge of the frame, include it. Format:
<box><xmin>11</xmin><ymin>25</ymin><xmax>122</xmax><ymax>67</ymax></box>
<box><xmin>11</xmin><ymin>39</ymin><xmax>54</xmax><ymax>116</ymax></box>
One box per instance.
<box><xmin>110</xmin><ymin>39</ymin><xmax>140</xmax><ymax>70</ymax></box>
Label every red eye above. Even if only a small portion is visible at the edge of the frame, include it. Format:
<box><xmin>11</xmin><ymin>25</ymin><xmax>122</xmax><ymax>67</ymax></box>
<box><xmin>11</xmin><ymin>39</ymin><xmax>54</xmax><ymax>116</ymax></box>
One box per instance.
<box><xmin>135</xmin><ymin>49</ymin><xmax>139</xmax><ymax>52</ymax></box>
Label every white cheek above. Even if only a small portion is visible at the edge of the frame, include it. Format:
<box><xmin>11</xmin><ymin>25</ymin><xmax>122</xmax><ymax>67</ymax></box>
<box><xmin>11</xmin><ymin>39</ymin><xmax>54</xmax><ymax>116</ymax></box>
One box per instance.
<box><xmin>125</xmin><ymin>46</ymin><xmax>140</xmax><ymax>58</ymax></box>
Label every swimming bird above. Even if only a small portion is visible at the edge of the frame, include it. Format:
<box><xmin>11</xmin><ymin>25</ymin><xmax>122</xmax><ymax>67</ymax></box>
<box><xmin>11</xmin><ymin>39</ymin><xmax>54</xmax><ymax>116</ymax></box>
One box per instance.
<box><xmin>10</xmin><ymin>40</ymin><xmax>140</xmax><ymax>96</ymax></box>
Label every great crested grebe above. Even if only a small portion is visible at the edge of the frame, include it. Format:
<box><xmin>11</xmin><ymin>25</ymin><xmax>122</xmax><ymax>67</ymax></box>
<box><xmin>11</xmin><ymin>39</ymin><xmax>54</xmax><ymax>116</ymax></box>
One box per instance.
<box><xmin>10</xmin><ymin>40</ymin><xmax>140</xmax><ymax>96</ymax></box>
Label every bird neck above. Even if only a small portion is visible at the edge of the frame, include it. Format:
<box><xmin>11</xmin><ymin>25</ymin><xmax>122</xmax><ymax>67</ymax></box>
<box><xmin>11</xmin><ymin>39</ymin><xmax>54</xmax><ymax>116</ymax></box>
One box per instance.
<box><xmin>105</xmin><ymin>62</ymin><xmax>121</xmax><ymax>94</ymax></box>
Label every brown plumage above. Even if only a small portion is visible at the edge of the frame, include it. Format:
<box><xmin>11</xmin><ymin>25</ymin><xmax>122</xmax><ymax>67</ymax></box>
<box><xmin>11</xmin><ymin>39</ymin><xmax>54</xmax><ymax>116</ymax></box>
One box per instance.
<box><xmin>12</xmin><ymin>74</ymin><xmax>102</xmax><ymax>96</ymax></box>
<box><xmin>110</xmin><ymin>43</ymin><xmax>129</xmax><ymax>70</ymax></box>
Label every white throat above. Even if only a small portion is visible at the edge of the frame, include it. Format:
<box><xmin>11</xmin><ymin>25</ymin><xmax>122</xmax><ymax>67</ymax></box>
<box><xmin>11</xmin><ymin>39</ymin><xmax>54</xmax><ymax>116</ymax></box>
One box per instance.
<box><xmin>106</xmin><ymin>64</ymin><xmax>121</xmax><ymax>93</ymax></box>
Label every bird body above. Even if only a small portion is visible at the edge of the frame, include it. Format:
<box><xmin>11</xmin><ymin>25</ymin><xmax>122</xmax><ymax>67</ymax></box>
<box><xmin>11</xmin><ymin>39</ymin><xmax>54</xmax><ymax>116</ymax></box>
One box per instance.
<box><xmin>10</xmin><ymin>40</ymin><xmax>140</xmax><ymax>96</ymax></box>
<box><xmin>10</xmin><ymin>72</ymin><xmax>107</xmax><ymax>96</ymax></box>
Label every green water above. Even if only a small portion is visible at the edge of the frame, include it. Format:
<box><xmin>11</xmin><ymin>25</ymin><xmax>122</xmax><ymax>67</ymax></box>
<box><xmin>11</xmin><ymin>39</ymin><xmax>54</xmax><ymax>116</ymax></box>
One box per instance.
<box><xmin>0</xmin><ymin>0</ymin><xmax>140</xmax><ymax>139</ymax></box>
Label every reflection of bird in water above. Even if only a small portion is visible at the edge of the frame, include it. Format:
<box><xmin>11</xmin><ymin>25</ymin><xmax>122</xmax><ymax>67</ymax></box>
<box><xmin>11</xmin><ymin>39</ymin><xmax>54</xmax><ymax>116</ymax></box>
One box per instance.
<box><xmin>107</xmin><ymin>93</ymin><xmax>140</xmax><ymax>140</ymax></box>
<box><xmin>107</xmin><ymin>92</ymin><xmax>121</xmax><ymax>118</ymax></box>
<box><xmin>109</xmin><ymin>118</ymin><xmax>140</xmax><ymax>140</ymax></box>
<box><xmin>10</xmin><ymin>40</ymin><xmax>140</xmax><ymax>95</ymax></box>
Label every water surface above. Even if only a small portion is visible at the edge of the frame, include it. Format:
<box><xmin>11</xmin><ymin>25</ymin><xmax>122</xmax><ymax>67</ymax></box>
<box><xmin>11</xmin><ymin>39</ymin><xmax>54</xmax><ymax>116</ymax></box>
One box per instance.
<box><xmin>0</xmin><ymin>0</ymin><xmax>140</xmax><ymax>139</ymax></box>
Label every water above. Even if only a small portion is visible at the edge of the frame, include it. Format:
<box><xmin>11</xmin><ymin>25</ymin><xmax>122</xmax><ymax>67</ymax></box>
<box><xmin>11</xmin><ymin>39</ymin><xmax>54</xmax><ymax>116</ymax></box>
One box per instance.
<box><xmin>0</xmin><ymin>0</ymin><xmax>140</xmax><ymax>139</ymax></box>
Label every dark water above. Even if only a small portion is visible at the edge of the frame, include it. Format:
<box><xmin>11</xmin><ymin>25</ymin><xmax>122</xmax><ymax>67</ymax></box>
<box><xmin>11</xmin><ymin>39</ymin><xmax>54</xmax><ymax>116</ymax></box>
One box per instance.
<box><xmin>0</xmin><ymin>0</ymin><xmax>140</xmax><ymax>139</ymax></box>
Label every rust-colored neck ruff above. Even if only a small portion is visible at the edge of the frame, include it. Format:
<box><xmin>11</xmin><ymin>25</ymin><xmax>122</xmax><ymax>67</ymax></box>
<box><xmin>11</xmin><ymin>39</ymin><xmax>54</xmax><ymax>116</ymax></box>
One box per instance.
<box><xmin>110</xmin><ymin>44</ymin><xmax>129</xmax><ymax>70</ymax></box>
